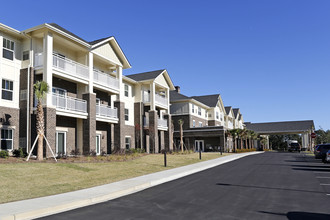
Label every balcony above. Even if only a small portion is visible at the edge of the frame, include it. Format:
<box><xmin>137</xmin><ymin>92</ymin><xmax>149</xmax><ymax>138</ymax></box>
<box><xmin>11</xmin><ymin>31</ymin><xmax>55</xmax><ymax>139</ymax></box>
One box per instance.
<box><xmin>93</xmin><ymin>69</ymin><xmax>120</xmax><ymax>92</ymax></box>
<box><xmin>34</xmin><ymin>53</ymin><xmax>89</xmax><ymax>82</ymax></box>
<box><xmin>52</xmin><ymin>93</ymin><xmax>87</xmax><ymax>117</ymax></box>
<box><xmin>155</xmin><ymin>94</ymin><xmax>168</xmax><ymax>107</ymax></box>
<box><xmin>158</xmin><ymin>118</ymin><xmax>168</xmax><ymax>129</ymax></box>
<box><xmin>96</xmin><ymin>104</ymin><xmax>118</xmax><ymax>122</ymax></box>
<box><xmin>142</xmin><ymin>91</ymin><xmax>168</xmax><ymax>108</ymax></box>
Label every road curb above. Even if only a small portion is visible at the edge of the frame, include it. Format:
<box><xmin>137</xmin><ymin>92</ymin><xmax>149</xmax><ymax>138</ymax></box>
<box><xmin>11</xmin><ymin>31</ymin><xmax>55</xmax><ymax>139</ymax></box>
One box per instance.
<box><xmin>0</xmin><ymin>152</ymin><xmax>263</xmax><ymax>220</ymax></box>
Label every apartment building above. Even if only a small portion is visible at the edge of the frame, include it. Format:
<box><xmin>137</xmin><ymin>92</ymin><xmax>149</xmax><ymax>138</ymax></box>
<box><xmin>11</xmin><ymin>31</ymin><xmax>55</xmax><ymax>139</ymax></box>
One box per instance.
<box><xmin>0</xmin><ymin>24</ymin><xmax>22</xmax><ymax>152</ymax></box>
<box><xmin>233</xmin><ymin>108</ymin><xmax>245</xmax><ymax>129</ymax></box>
<box><xmin>170</xmin><ymin>88</ymin><xmax>226</xmax><ymax>152</ymax></box>
<box><xmin>124</xmin><ymin>70</ymin><xmax>174</xmax><ymax>153</ymax></box>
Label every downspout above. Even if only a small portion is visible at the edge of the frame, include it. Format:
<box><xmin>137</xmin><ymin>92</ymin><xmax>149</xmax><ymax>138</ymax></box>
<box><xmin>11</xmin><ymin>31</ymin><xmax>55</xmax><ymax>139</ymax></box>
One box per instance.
<box><xmin>23</xmin><ymin>32</ymin><xmax>32</xmax><ymax>153</ymax></box>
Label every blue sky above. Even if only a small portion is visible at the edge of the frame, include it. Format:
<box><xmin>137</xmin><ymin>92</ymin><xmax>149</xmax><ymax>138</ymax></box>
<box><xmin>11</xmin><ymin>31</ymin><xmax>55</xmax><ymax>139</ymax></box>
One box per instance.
<box><xmin>2</xmin><ymin>0</ymin><xmax>330</xmax><ymax>129</ymax></box>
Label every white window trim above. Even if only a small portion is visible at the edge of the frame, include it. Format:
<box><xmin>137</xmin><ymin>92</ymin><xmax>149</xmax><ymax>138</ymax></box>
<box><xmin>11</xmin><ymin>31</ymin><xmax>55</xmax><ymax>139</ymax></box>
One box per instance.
<box><xmin>125</xmin><ymin>136</ymin><xmax>131</xmax><ymax>149</ymax></box>
<box><xmin>125</xmin><ymin>108</ymin><xmax>129</xmax><ymax>121</ymax></box>
<box><xmin>1</xmin><ymin>128</ymin><xmax>13</xmax><ymax>151</ymax></box>
<box><xmin>193</xmin><ymin>120</ymin><xmax>196</xmax><ymax>128</ymax></box>
<box><xmin>56</xmin><ymin>131</ymin><xmax>66</xmax><ymax>155</ymax></box>
<box><xmin>124</xmin><ymin>84</ymin><xmax>129</xmax><ymax>97</ymax></box>
<box><xmin>1</xmin><ymin>79</ymin><xmax>14</xmax><ymax>101</ymax></box>
<box><xmin>96</xmin><ymin>134</ymin><xmax>101</xmax><ymax>155</ymax></box>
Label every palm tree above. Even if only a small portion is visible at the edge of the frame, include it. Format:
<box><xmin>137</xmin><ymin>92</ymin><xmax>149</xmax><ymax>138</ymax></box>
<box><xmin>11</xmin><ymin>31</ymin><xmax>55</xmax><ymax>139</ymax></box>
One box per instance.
<box><xmin>34</xmin><ymin>81</ymin><xmax>49</xmax><ymax>161</ymax></box>
<box><xmin>250</xmin><ymin>130</ymin><xmax>258</xmax><ymax>149</ymax></box>
<box><xmin>229</xmin><ymin>129</ymin><xmax>239</xmax><ymax>152</ymax></box>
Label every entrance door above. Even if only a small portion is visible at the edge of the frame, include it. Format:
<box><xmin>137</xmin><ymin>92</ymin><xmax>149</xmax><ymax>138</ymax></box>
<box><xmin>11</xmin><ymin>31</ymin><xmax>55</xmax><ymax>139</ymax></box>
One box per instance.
<box><xmin>96</xmin><ymin>134</ymin><xmax>101</xmax><ymax>155</ymax></box>
<box><xmin>195</xmin><ymin>140</ymin><xmax>204</xmax><ymax>152</ymax></box>
<box><xmin>56</xmin><ymin>132</ymin><xmax>66</xmax><ymax>155</ymax></box>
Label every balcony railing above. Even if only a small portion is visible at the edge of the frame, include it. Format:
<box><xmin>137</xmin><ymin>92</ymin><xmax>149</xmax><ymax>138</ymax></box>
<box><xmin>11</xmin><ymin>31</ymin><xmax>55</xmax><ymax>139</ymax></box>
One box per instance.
<box><xmin>34</xmin><ymin>53</ymin><xmax>89</xmax><ymax>79</ymax></box>
<box><xmin>93</xmin><ymin>69</ymin><xmax>119</xmax><ymax>91</ymax></box>
<box><xmin>144</xmin><ymin>116</ymin><xmax>149</xmax><ymax>127</ymax></box>
<box><xmin>96</xmin><ymin>104</ymin><xmax>118</xmax><ymax>119</ymax></box>
<box><xmin>52</xmin><ymin>93</ymin><xmax>87</xmax><ymax>113</ymax></box>
<box><xmin>158</xmin><ymin>118</ymin><xmax>168</xmax><ymax>128</ymax></box>
<box><xmin>35</xmin><ymin>53</ymin><xmax>43</xmax><ymax>68</ymax></box>
<box><xmin>155</xmin><ymin>93</ymin><xmax>168</xmax><ymax>107</ymax></box>
<box><xmin>53</xmin><ymin>53</ymin><xmax>89</xmax><ymax>79</ymax></box>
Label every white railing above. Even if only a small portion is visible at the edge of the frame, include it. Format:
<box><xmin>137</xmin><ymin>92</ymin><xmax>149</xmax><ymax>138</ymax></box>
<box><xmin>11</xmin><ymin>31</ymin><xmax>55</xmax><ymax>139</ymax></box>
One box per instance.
<box><xmin>52</xmin><ymin>53</ymin><xmax>89</xmax><ymax>79</ymax></box>
<box><xmin>144</xmin><ymin>116</ymin><xmax>149</xmax><ymax>127</ymax></box>
<box><xmin>143</xmin><ymin>91</ymin><xmax>150</xmax><ymax>103</ymax></box>
<box><xmin>34</xmin><ymin>53</ymin><xmax>43</xmax><ymax>68</ymax></box>
<box><xmin>52</xmin><ymin>93</ymin><xmax>87</xmax><ymax>113</ymax></box>
<box><xmin>155</xmin><ymin>93</ymin><xmax>168</xmax><ymax>107</ymax></box>
<box><xmin>93</xmin><ymin>69</ymin><xmax>120</xmax><ymax>90</ymax></box>
<box><xmin>158</xmin><ymin>118</ymin><xmax>168</xmax><ymax>128</ymax></box>
<box><xmin>96</xmin><ymin>104</ymin><xmax>118</xmax><ymax>119</ymax></box>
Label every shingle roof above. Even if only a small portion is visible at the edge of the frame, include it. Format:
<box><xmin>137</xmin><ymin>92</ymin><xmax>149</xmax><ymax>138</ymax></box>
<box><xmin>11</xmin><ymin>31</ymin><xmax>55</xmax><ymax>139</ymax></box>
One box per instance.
<box><xmin>245</xmin><ymin>120</ymin><xmax>315</xmax><ymax>134</ymax></box>
<box><xmin>191</xmin><ymin>94</ymin><xmax>219</xmax><ymax>107</ymax></box>
<box><xmin>170</xmin><ymin>90</ymin><xmax>190</xmax><ymax>101</ymax></box>
<box><xmin>233</xmin><ymin>108</ymin><xmax>240</xmax><ymax>118</ymax></box>
<box><xmin>48</xmin><ymin>23</ymin><xmax>88</xmax><ymax>43</ymax></box>
<box><xmin>225</xmin><ymin>106</ymin><xmax>232</xmax><ymax>115</ymax></box>
<box><xmin>48</xmin><ymin>23</ymin><xmax>113</xmax><ymax>46</ymax></box>
<box><xmin>125</xmin><ymin>70</ymin><xmax>165</xmax><ymax>81</ymax></box>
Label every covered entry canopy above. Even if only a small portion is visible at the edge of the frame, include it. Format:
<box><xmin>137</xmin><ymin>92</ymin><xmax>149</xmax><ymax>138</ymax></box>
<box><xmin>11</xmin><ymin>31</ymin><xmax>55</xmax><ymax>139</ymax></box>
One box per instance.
<box><xmin>245</xmin><ymin>120</ymin><xmax>314</xmax><ymax>135</ymax></box>
<box><xmin>245</xmin><ymin>120</ymin><xmax>315</xmax><ymax>150</ymax></box>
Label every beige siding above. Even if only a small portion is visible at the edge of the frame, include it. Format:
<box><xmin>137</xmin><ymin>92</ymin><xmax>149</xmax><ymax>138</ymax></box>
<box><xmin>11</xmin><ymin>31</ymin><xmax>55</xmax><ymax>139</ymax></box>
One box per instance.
<box><xmin>154</xmin><ymin>74</ymin><xmax>169</xmax><ymax>88</ymax></box>
<box><xmin>93</xmin><ymin>43</ymin><xmax>121</xmax><ymax>65</ymax></box>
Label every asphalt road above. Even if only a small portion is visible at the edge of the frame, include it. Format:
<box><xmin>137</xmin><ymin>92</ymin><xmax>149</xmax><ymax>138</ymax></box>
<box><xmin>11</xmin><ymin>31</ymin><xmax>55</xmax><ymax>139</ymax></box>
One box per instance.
<box><xmin>39</xmin><ymin>152</ymin><xmax>330</xmax><ymax>220</ymax></box>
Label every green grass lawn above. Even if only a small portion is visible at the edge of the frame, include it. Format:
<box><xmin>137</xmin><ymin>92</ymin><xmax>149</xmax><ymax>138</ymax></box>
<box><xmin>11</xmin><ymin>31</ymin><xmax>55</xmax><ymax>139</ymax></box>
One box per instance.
<box><xmin>0</xmin><ymin>152</ymin><xmax>229</xmax><ymax>204</ymax></box>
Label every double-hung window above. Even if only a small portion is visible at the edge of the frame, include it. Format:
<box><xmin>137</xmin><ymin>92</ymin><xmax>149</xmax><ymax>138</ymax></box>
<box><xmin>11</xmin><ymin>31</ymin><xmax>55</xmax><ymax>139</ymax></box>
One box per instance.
<box><xmin>3</xmin><ymin>38</ymin><xmax>14</xmax><ymax>60</ymax></box>
<box><xmin>124</xmin><ymin>84</ymin><xmax>129</xmax><ymax>97</ymax></box>
<box><xmin>125</xmin><ymin>137</ymin><xmax>131</xmax><ymax>149</ymax></box>
<box><xmin>1</xmin><ymin>129</ymin><xmax>13</xmax><ymax>150</ymax></box>
<box><xmin>198</xmin><ymin>107</ymin><xmax>201</xmax><ymax>116</ymax></box>
<box><xmin>125</xmin><ymin>108</ymin><xmax>129</xmax><ymax>121</ymax></box>
<box><xmin>191</xmin><ymin>104</ymin><xmax>195</xmax><ymax>113</ymax></box>
<box><xmin>2</xmin><ymin>79</ymin><xmax>13</xmax><ymax>101</ymax></box>
<box><xmin>216</xmin><ymin>112</ymin><xmax>219</xmax><ymax>120</ymax></box>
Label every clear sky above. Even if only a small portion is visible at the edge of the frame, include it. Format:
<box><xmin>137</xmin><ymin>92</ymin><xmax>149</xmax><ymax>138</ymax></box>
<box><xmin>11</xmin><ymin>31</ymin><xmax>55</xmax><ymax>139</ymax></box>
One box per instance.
<box><xmin>2</xmin><ymin>0</ymin><xmax>330</xmax><ymax>130</ymax></box>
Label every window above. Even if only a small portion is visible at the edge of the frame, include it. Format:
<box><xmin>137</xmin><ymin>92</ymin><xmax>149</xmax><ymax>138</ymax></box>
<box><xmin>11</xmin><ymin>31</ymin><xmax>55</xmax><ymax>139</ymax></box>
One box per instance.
<box><xmin>52</xmin><ymin>87</ymin><xmax>66</xmax><ymax>96</ymax></box>
<box><xmin>198</xmin><ymin>107</ymin><xmax>201</xmax><ymax>116</ymax></box>
<box><xmin>191</xmin><ymin>104</ymin><xmax>195</xmax><ymax>113</ymax></box>
<box><xmin>3</xmin><ymin>38</ymin><xmax>14</xmax><ymax>60</ymax></box>
<box><xmin>199</xmin><ymin>122</ymin><xmax>203</xmax><ymax>127</ymax></box>
<box><xmin>125</xmin><ymin>108</ymin><xmax>129</xmax><ymax>121</ymax></box>
<box><xmin>1</xmin><ymin>129</ymin><xmax>13</xmax><ymax>150</ymax></box>
<box><xmin>193</xmin><ymin>120</ymin><xmax>195</xmax><ymax>128</ymax></box>
<box><xmin>216</xmin><ymin>112</ymin><xmax>219</xmax><ymax>120</ymax></box>
<box><xmin>124</xmin><ymin>84</ymin><xmax>129</xmax><ymax>97</ymax></box>
<box><xmin>205</xmin><ymin>111</ymin><xmax>208</xmax><ymax>118</ymax></box>
<box><xmin>2</xmin><ymin>79</ymin><xmax>13</xmax><ymax>101</ymax></box>
<box><xmin>23</xmin><ymin>51</ymin><xmax>29</xmax><ymax>61</ymax></box>
<box><xmin>125</xmin><ymin>137</ymin><xmax>131</xmax><ymax>149</ymax></box>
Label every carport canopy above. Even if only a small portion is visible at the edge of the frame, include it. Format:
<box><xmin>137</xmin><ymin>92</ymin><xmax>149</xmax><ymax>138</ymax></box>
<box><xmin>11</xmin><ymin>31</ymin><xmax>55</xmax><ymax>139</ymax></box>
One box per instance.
<box><xmin>244</xmin><ymin>120</ymin><xmax>314</xmax><ymax>135</ymax></box>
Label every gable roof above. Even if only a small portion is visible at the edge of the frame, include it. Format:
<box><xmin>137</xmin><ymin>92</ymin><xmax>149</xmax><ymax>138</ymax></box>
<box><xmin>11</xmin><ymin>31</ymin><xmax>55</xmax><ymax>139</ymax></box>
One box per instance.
<box><xmin>225</xmin><ymin>106</ymin><xmax>232</xmax><ymax>115</ymax></box>
<box><xmin>233</xmin><ymin>108</ymin><xmax>240</xmax><ymax>118</ymax></box>
<box><xmin>48</xmin><ymin>23</ymin><xmax>88</xmax><ymax>43</ymax></box>
<box><xmin>245</xmin><ymin>120</ymin><xmax>315</xmax><ymax>134</ymax></box>
<box><xmin>170</xmin><ymin>90</ymin><xmax>190</xmax><ymax>101</ymax></box>
<box><xmin>125</xmin><ymin>70</ymin><xmax>165</xmax><ymax>81</ymax></box>
<box><xmin>191</xmin><ymin>94</ymin><xmax>220</xmax><ymax>107</ymax></box>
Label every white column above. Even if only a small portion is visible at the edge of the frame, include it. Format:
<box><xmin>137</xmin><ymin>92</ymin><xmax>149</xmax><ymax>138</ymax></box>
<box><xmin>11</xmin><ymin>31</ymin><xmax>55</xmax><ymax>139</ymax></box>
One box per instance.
<box><xmin>88</xmin><ymin>52</ymin><xmax>94</xmax><ymax>93</ymax></box>
<box><xmin>166</xmin><ymin>88</ymin><xmax>170</xmax><ymax>113</ymax></box>
<box><xmin>116</xmin><ymin>66</ymin><xmax>123</xmax><ymax>100</ymax></box>
<box><xmin>150</xmin><ymin>82</ymin><xmax>155</xmax><ymax>111</ymax></box>
<box><xmin>43</xmin><ymin>32</ymin><xmax>53</xmax><ymax>107</ymax></box>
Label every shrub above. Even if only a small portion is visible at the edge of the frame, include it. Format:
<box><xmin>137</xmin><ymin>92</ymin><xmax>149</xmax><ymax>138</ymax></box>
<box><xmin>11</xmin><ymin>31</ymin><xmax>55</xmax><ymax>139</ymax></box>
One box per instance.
<box><xmin>0</xmin><ymin>150</ymin><xmax>9</xmax><ymax>158</ymax></box>
<box><xmin>236</xmin><ymin>148</ymin><xmax>257</xmax><ymax>153</ymax></box>
<box><xmin>13</xmin><ymin>148</ymin><xmax>27</xmax><ymax>158</ymax></box>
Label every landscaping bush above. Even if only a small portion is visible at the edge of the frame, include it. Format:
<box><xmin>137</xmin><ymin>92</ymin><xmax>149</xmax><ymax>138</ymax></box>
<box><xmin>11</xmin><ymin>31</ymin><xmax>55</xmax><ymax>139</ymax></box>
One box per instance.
<box><xmin>13</xmin><ymin>148</ymin><xmax>27</xmax><ymax>158</ymax></box>
<box><xmin>0</xmin><ymin>150</ymin><xmax>9</xmax><ymax>158</ymax></box>
<box><xmin>236</xmin><ymin>148</ymin><xmax>257</xmax><ymax>153</ymax></box>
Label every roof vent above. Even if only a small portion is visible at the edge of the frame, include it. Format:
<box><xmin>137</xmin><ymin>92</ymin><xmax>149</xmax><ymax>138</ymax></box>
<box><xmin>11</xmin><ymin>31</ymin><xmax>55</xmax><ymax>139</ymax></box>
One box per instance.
<box><xmin>175</xmin><ymin>86</ymin><xmax>180</xmax><ymax>93</ymax></box>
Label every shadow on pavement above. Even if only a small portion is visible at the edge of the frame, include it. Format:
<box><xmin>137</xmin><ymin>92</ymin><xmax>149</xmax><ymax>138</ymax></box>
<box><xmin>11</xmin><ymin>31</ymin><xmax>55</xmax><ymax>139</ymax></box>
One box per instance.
<box><xmin>259</xmin><ymin>211</ymin><xmax>330</xmax><ymax>220</ymax></box>
<box><xmin>291</xmin><ymin>164</ymin><xmax>330</xmax><ymax>169</ymax></box>
<box><xmin>292</xmin><ymin>168</ymin><xmax>330</xmax><ymax>172</ymax></box>
<box><xmin>216</xmin><ymin>183</ymin><xmax>323</xmax><ymax>194</ymax></box>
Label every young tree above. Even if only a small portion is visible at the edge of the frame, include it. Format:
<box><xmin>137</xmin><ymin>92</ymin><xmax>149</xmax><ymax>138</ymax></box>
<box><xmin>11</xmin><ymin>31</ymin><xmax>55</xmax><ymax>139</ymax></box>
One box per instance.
<box><xmin>34</xmin><ymin>81</ymin><xmax>49</xmax><ymax>161</ymax></box>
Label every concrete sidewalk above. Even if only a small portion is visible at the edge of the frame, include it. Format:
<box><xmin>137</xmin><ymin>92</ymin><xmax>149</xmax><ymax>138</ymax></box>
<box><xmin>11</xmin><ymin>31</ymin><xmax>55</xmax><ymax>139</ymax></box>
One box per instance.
<box><xmin>0</xmin><ymin>152</ymin><xmax>263</xmax><ymax>220</ymax></box>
